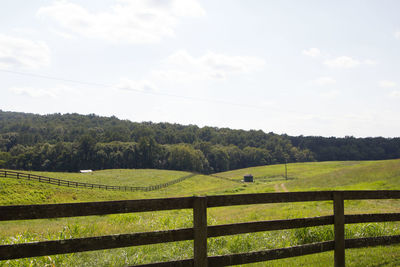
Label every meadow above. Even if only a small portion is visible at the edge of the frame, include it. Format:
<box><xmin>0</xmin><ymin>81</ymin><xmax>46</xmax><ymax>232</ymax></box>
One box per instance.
<box><xmin>1</xmin><ymin>159</ymin><xmax>400</xmax><ymax>266</ymax></box>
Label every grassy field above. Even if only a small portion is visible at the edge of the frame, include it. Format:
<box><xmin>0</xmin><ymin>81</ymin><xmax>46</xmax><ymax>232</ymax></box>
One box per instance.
<box><xmin>1</xmin><ymin>159</ymin><xmax>400</xmax><ymax>266</ymax></box>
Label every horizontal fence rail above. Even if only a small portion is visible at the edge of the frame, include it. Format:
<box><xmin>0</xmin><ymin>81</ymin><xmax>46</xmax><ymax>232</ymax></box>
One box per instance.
<box><xmin>0</xmin><ymin>169</ymin><xmax>195</xmax><ymax>192</ymax></box>
<box><xmin>0</xmin><ymin>190</ymin><xmax>400</xmax><ymax>266</ymax></box>
<box><xmin>0</xmin><ymin>197</ymin><xmax>194</xmax><ymax>221</ymax></box>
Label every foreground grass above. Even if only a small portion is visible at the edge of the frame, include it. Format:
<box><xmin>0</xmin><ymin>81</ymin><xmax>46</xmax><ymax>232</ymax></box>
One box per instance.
<box><xmin>1</xmin><ymin>215</ymin><xmax>399</xmax><ymax>266</ymax></box>
<box><xmin>1</xmin><ymin>159</ymin><xmax>400</xmax><ymax>266</ymax></box>
<box><xmin>245</xmin><ymin>245</ymin><xmax>400</xmax><ymax>267</ymax></box>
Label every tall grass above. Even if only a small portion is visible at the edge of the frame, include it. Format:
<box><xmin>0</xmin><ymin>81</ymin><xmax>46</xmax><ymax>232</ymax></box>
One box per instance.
<box><xmin>1</xmin><ymin>160</ymin><xmax>400</xmax><ymax>266</ymax></box>
<box><xmin>1</xmin><ymin>211</ymin><xmax>399</xmax><ymax>266</ymax></box>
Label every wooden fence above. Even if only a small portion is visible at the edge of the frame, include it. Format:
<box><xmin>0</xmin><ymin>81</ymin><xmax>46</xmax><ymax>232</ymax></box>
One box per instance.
<box><xmin>0</xmin><ymin>191</ymin><xmax>400</xmax><ymax>266</ymax></box>
<box><xmin>0</xmin><ymin>170</ymin><xmax>195</xmax><ymax>192</ymax></box>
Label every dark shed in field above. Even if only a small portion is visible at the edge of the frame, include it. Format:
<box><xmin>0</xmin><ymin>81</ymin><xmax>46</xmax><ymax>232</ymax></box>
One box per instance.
<box><xmin>243</xmin><ymin>174</ymin><xmax>253</xmax><ymax>182</ymax></box>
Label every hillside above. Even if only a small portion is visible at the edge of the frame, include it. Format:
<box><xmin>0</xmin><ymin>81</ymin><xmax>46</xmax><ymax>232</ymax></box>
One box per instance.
<box><xmin>1</xmin><ymin>160</ymin><xmax>400</xmax><ymax>266</ymax></box>
<box><xmin>1</xmin><ymin>159</ymin><xmax>400</xmax><ymax>204</ymax></box>
<box><xmin>1</xmin><ymin>110</ymin><xmax>400</xmax><ymax>175</ymax></box>
<box><xmin>0</xmin><ymin>169</ymin><xmax>239</xmax><ymax>205</ymax></box>
<box><xmin>217</xmin><ymin>159</ymin><xmax>400</xmax><ymax>191</ymax></box>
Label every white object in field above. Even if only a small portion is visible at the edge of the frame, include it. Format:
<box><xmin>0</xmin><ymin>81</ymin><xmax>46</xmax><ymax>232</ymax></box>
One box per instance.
<box><xmin>80</xmin><ymin>170</ymin><xmax>93</xmax><ymax>173</ymax></box>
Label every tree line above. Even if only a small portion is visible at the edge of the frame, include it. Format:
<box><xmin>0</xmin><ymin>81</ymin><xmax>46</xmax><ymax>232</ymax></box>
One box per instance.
<box><xmin>1</xmin><ymin>136</ymin><xmax>312</xmax><ymax>173</ymax></box>
<box><xmin>0</xmin><ymin>110</ymin><xmax>399</xmax><ymax>173</ymax></box>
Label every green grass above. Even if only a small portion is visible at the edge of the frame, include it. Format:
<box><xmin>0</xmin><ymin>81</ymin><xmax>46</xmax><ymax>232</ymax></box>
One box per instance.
<box><xmin>217</xmin><ymin>159</ymin><xmax>400</xmax><ymax>191</ymax></box>
<box><xmin>21</xmin><ymin>169</ymin><xmax>196</xmax><ymax>187</ymax></box>
<box><xmin>0</xmin><ymin>169</ymin><xmax>241</xmax><ymax>204</ymax></box>
<box><xmin>1</xmin><ymin>159</ymin><xmax>400</xmax><ymax>266</ymax></box>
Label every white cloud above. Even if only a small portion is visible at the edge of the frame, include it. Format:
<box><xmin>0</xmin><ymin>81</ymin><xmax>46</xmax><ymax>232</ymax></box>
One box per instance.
<box><xmin>321</xmin><ymin>89</ymin><xmax>340</xmax><ymax>99</ymax></box>
<box><xmin>379</xmin><ymin>80</ymin><xmax>397</xmax><ymax>88</ymax></box>
<box><xmin>323</xmin><ymin>56</ymin><xmax>360</xmax><ymax>68</ymax></box>
<box><xmin>10</xmin><ymin>87</ymin><xmax>58</xmax><ymax>98</ymax></box>
<box><xmin>201</xmin><ymin>51</ymin><xmax>265</xmax><ymax>73</ymax></box>
<box><xmin>389</xmin><ymin>90</ymin><xmax>400</xmax><ymax>98</ymax></box>
<box><xmin>153</xmin><ymin>69</ymin><xmax>197</xmax><ymax>83</ymax></box>
<box><xmin>37</xmin><ymin>0</ymin><xmax>205</xmax><ymax>44</ymax></box>
<box><xmin>156</xmin><ymin>50</ymin><xmax>265</xmax><ymax>82</ymax></box>
<box><xmin>394</xmin><ymin>31</ymin><xmax>400</xmax><ymax>40</ymax></box>
<box><xmin>50</xmin><ymin>28</ymin><xmax>76</xmax><ymax>39</ymax></box>
<box><xmin>364</xmin><ymin>59</ymin><xmax>377</xmax><ymax>65</ymax></box>
<box><xmin>11</xmin><ymin>28</ymin><xmax>39</xmax><ymax>36</ymax></box>
<box><xmin>303</xmin><ymin>48</ymin><xmax>375</xmax><ymax>69</ymax></box>
<box><xmin>0</xmin><ymin>33</ymin><xmax>50</xmax><ymax>70</ymax></box>
<box><xmin>9</xmin><ymin>85</ymin><xmax>79</xmax><ymax>98</ymax></box>
<box><xmin>302</xmin><ymin>48</ymin><xmax>321</xmax><ymax>58</ymax></box>
<box><xmin>115</xmin><ymin>78</ymin><xmax>157</xmax><ymax>92</ymax></box>
<box><xmin>312</xmin><ymin>76</ymin><xmax>336</xmax><ymax>86</ymax></box>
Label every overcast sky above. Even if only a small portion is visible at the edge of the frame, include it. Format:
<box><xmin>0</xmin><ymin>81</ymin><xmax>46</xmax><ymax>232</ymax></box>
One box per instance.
<box><xmin>1</xmin><ymin>0</ymin><xmax>400</xmax><ymax>137</ymax></box>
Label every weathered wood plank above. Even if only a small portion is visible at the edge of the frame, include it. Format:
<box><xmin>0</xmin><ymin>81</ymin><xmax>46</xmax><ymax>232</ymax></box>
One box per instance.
<box><xmin>345</xmin><ymin>213</ymin><xmax>400</xmax><ymax>224</ymax></box>
<box><xmin>334</xmin><ymin>192</ymin><xmax>345</xmax><ymax>267</ymax></box>
<box><xmin>0</xmin><ymin>197</ymin><xmax>194</xmax><ymax>221</ymax></box>
<box><xmin>193</xmin><ymin>196</ymin><xmax>208</xmax><ymax>267</ymax></box>
<box><xmin>207</xmin><ymin>241</ymin><xmax>335</xmax><ymax>266</ymax></box>
<box><xmin>0</xmin><ymin>228</ymin><xmax>193</xmax><ymax>260</ymax></box>
<box><xmin>345</xmin><ymin>235</ymin><xmax>400</xmax><ymax>249</ymax></box>
<box><xmin>342</xmin><ymin>190</ymin><xmax>400</xmax><ymax>200</ymax></box>
<box><xmin>132</xmin><ymin>259</ymin><xmax>194</xmax><ymax>267</ymax></box>
<box><xmin>207</xmin><ymin>215</ymin><xmax>334</xmax><ymax>237</ymax></box>
<box><xmin>207</xmin><ymin>191</ymin><xmax>333</xmax><ymax>207</ymax></box>
<box><xmin>2</xmin><ymin>192</ymin><xmax>399</xmax><ymax>222</ymax></box>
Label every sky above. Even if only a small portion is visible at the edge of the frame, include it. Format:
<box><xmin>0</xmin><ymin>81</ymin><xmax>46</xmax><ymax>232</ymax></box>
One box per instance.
<box><xmin>1</xmin><ymin>0</ymin><xmax>400</xmax><ymax>138</ymax></box>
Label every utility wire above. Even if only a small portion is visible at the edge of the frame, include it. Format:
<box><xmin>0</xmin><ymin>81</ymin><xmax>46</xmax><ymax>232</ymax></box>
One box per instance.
<box><xmin>0</xmin><ymin>68</ymin><xmax>298</xmax><ymax>114</ymax></box>
<box><xmin>3</xmin><ymin>69</ymin><xmax>397</xmax><ymax>128</ymax></box>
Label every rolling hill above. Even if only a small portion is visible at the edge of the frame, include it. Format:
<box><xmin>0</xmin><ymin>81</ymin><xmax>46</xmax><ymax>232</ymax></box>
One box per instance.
<box><xmin>1</xmin><ymin>160</ymin><xmax>399</xmax><ymax>266</ymax></box>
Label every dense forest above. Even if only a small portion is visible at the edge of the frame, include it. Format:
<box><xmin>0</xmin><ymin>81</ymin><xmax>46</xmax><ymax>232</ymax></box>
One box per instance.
<box><xmin>0</xmin><ymin>110</ymin><xmax>399</xmax><ymax>173</ymax></box>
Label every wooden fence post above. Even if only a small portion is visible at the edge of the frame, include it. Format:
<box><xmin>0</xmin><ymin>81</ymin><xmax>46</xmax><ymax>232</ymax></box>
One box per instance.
<box><xmin>193</xmin><ymin>196</ymin><xmax>208</xmax><ymax>267</ymax></box>
<box><xmin>334</xmin><ymin>191</ymin><xmax>345</xmax><ymax>267</ymax></box>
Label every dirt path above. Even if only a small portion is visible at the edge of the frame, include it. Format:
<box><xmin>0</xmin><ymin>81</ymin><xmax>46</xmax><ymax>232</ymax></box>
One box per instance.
<box><xmin>274</xmin><ymin>183</ymin><xmax>289</xmax><ymax>192</ymax></box>
<box><xmin>274</xmin><ymin>183</ymin><xmax>280</xmax><ymax>192</ymax></box>
<box><xmin>280</xmin><ymin>183</ymin><xmax>288</xmax><ymax>192</ymax></box>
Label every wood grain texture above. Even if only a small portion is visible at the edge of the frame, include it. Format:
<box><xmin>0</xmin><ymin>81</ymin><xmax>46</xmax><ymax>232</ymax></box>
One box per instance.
<box><xmin>345</xmin><ymin>235</ymin><xmax>400</xmax><ymax>249</ymax></box>
<box><xmin>334</xmin><ymin>192</ymin><xmax>345</xmax><ymax>267</ymax></box>
<box><xmin>207</xmin><ymin>216</ymin><xmax>334</xmax><ymax>237</ymax></box>
<box><xmin>193</xmin><ymin>196</ymin><xmax>208</xmax><ymax>267</ymax></box>
<box><xmin>1</xmin><ymin>189</ymin><xmax>400</xmax><ymax>265</ymax></box>
<box><xmin>0</xmin><ymin>197</ymin><xmax>193</xmax><ymax>221</ymax></box>
<box><xmin>345</xmin><ymin>213</ymin><xmax>400</xmax><ymax>224</ymax></box>
<box><xmin>207</xmin><ymin>241</ymin><xmax>335</xmax><ymax>266</ymax></box>
<box><xmin>0</xmin><ymin>228</ymin><xmax>193</xmax><ymax>260</ymax></box>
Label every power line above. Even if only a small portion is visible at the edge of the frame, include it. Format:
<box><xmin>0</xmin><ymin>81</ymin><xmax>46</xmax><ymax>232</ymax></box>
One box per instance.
<box><xmin>3</xmin><ymin>68</ymin><xmax>397</xmax><ymax>133</ymax></box>
<box><xmin>0</xmin><ymin>69</ymin><xmax>275</xmax><ymax>110</ymax></box>
<box><xmin>0</xmin><ymin>68</ymin><xmax>295</xmax><ymax>114</ymax></box>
